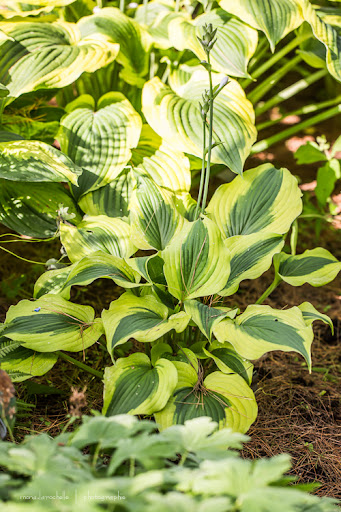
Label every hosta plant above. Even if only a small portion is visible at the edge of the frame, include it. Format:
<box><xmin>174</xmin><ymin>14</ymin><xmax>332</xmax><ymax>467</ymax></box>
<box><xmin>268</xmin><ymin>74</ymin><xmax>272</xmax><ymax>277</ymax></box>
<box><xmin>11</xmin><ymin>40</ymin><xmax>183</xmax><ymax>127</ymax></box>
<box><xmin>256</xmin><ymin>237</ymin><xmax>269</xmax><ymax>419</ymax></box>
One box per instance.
<box><xmin>1</xmin><ymin>22</ymin><xmax>340</xmax><ymax>435</ymax></box>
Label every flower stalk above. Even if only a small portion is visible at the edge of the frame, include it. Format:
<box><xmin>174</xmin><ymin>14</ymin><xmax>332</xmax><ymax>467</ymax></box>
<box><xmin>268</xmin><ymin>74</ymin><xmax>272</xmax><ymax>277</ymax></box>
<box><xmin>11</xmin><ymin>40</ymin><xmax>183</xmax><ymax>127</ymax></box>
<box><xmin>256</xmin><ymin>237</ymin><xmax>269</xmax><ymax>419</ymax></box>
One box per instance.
<box><xmin>194</xmin><ymin>23</ymin><xmax>229</xmax><ymax>220</ymax></box>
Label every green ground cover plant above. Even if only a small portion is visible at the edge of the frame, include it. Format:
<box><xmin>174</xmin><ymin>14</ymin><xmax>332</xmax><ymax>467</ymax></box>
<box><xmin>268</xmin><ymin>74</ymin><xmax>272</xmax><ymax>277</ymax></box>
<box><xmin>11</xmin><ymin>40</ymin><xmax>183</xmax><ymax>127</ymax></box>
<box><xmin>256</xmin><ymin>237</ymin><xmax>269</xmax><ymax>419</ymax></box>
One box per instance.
<box><xmin>0</xmin><ymin>413</ymin><xmax>339</xmax><ymax>511</ymax></box>
<box><xmin>294</xmin><ymin>135</ymin><xmax>341</xmax><ymax>236</ymax></box>
<box><xmin>0</xmin><ymin>0</ymin><xmax>341</xmax><ymax>436</ymax></box>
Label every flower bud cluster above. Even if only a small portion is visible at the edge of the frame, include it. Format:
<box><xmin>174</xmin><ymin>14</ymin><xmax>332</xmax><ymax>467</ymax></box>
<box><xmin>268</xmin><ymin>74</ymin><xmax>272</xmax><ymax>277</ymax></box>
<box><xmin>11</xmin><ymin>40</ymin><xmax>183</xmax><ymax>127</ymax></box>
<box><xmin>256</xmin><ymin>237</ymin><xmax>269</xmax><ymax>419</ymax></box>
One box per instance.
<box><xmin>197</xmin><ymin>23</ymin><xmax>217</xmax><ymax>53</ymax></box>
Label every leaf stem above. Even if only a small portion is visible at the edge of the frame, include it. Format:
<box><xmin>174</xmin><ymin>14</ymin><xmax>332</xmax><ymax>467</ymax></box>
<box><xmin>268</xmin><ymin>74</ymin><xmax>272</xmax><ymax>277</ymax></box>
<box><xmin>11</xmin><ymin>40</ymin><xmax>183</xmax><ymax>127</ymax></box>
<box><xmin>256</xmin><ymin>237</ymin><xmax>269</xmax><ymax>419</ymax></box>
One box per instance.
<box><xmin>257</xmin><ymin>94</ymin><xmax>341</xmax><ymax>131</ymax></box>
<box><xmin>119</xmin><ymin>0</ymin><xmax>125</xmax><ymax>12</ymax></box>
<box><xmin>242</xmin><ymin>32</ymin><xmax>310</xmax><ymax>88</ymax></box>
<box><xmin>256</xmin><ymin>276</ymin><xmax>282</xmax><ymax>305</ymax></box>
<box><xmin>255</xmin><ymin>69</ymin><xmax>327</xmax><ymax>117</ymax></box>
<box><xmin>56</xmin><ymin>351</ymin><xmax>103</xmax><ymax>379</ymax></box>
<box><xmin>252</xmin><ymin>103</ymin><xmax>341</xmax><ymax>153</ymax></box>
<box><xmin>248</xmin><ymin>55</ymin><xmax>302</xmax><ymax>104</ymax></box>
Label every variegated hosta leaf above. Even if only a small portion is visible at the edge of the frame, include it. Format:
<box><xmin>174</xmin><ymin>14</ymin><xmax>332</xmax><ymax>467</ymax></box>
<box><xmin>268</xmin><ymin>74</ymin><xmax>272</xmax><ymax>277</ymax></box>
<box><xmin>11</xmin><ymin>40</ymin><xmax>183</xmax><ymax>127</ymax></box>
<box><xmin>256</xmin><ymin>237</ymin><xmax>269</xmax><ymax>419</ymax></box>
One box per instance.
<box><xmin>103</xmin><ymin>353</ymin><xmax>178</xmax><ymax>416</ymax></box>
<box><xmin>64</xmin><ymin>252</ymin><xmax>141</xmax><ymax>290</ymax></box>
<box><xmin>57</xmin><ymin>93</ymin><xmax>142</xmax><ymax>196</ymax></box>
<box><xmin>207</xmin><ymin>164</ymin><xmax>302</xmax><ymax>238</ymax></box>
<box><xmin>219</xmin><ymin>0</ymin><xmax>303</xmax><ymax>51</ymax></box>
<box><xmin>0</xmin><ymin>180</ymin><xmax>81</xmax><ymax>239</ymax></box>
<box><xmin>0</xmin><ymin>21</ymin><xmax>118</xmax><ymax>99</ymax></box>
<box><xmin>78</xmin><ymin>7</ymin><xmax>152</xmax><ymax>86</ymax></box>
<box><xmin>0</xmin><ymin>141</ymin><xmax>80</xmax><ymax>184</ymax></box>
<box><xmin>219</xmin><ymin>233</ymin><xmax>284</xmax><ymax>296</ymax></box>
<box><xmin>131</xmin><ymin>125</ymin><xmax>191</xmax><ymax>193</ymax></box>
<box><xmin>169</xmin><ymin>9</ymin><xmax>258</xmax><ymax>78</ymax></box>
<box><xmin>102</xmin><ymin>293</ymin><xmax>190</xmax><ymax>354</ymax></box>
<box><xmin>274</xmin><ymin>248</ymin><xmax>341</xmax><ymax>287</ymax></box>
<box><xmin>162</xmin><ymin>217</ymin><xmax>231</xmax><ymax>301</ymax></box>
<box><xmin>135</xmin><ymin>1</ymin><xmax>184</xmax><ymax>49</ymax></box>
<box><xmin>142</xmin><ymin>70</ymin><xmax>256</xmax><ymax>175</ymax></box>
<box><xmin>126</xmin><ymin>253</ymin><xmax>166</xmax><ymax>285</ymax></box>
<box><xmin>60</xmin><ymin>215</ymin><xmax>136</xmax><ymax>263</ymax></box>
<box><xmin>0</xmin><ymin>338</ymin><xmax>57</xmax><ymax>382</ymax></box>
<box><xmin>130</xmin><ymin>176</ymin><xmax>185</xmax><ymax>251</ymax></box>
<box><xmin>34</xmin><ymin>266</ymin><xmax>72</xmax><ymax>300</ymax></box>
<box><xmin>204</xmin><ymin>340</ymin><xmax>253</xmax><ymax>385</ymax></box>
<box><xmin>298</xmin><ymin>302</ymin><xmax>334</xmax><ymax>333</ymax></box>
<box><xmin>155</xmin><ymin>358</ymin><xmax>257</xmax><ymax>433</ymax></box>
<box><xmin>184</xmin><ymin>300</ymin><xmax>238</xmax><ymax>341</ymax></box>
<box><xmin>0</xmin><ymin>0</ymin><xmax>76</xmax><ymax>19</ymax></box>
<box><xmin>78</xmin><ymin>169</ymin><xmax>133</xmax><ymax>218</ymax></box>
<box><xmin>214</xmin><ymin>305</ymin><xmax>314</xmax><ymax>369</ymax></box>
<box><xmin>34</xmin><ymin>252</ymin><xmax>141</xmax><ymax>299</ymax></box>
<box><xmin>301</xmin><ymin>0</ymin><xmax>341</xmax><ymax>82</ymax></box>
<box><xmin>2</xmin><ymin>294</ymin><xmax>103</xmax><ymax>352</ymax></box>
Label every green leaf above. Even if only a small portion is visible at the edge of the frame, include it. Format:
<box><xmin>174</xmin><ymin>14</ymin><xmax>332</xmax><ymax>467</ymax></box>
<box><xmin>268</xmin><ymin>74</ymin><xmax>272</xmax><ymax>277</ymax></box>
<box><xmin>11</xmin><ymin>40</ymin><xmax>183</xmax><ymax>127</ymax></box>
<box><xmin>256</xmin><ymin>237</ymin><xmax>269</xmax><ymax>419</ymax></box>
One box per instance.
<box><xmin>169</xmin><ymin>9</ymin><xmax>258</xmax><ymax>78</ymax></box>
<box><xmin>103</xmin><ymin>353</ymin><xmax>177</xmax><ymax>415</ymax></box>
<box><xmin>298</xmin><ymin>302</ymin><xmax>334</xmax><ymax>334</ymax></box>
<box><xmin>0</xmin><ymin>338</ymin><xmax>57</xmax><ymax>382</ymax></box>
<box><xmin>274</xmin><ymin>248</ymin><xmax>341</xmax><ymax>287</ymax></box>
<box><xmin>0</xmin><ymin>0</ymin><xmax>76</xmax><ymax>18</ymax></box>
<box><xmin>0</xmin><ymin>20</ymin><xmax>118</xmax><ymax>98</ymax></box>
<box><xmin>220</xmin><ymin>233</ymin><xmax>284</xmax><ymax>295</ymax></box>
<box><xmin>315</xmin><ymin>160</ymin><xmax>340</xmax><ymax>208</ymax></box>
<box><xmin>184</xmin><ymin>300</ymin><xmax>238</xmax><ymax>341</ymax></box>
<box><xmin>0</xmin><ymin>141</ymin><xmax>80</xmax><ymax>184</ymax></box>
<box><xmin>126</xmin><ymin>253</ymin><xmax>166</xmax><ymax>285</ymax></box>
<box><xmin>301</xmin><ymin>0</ymin><xmax>341</xmax><ymax>82</ymax></box>
<box><xmin>294</xmin><ymin>140</ymin><xmax>328</xmax><ymax>164</ymax></box>
<box><xmin>1</xmin><ymin>106</ymin><xmax>63</xmax><ymax>145</ymax></box>
<box><xmin>78</xmin><ymin>7</ymin><xmax>152</xmax><ymax>86</ymax></box>
<box><xmin>2</xmin><ymin>294</ymin><xmax>103</xmax><ymax>352</ymax></box>
<box><xmin>35</xmin><ymin>252</ymin><xmax>141</xmax><ymax>299</ymax></box>
<box><xmin>0</xmin><ymin>84</ymin><xmax>9</xmax><ymax>98</ymax></box>
<box><xmin>78</xmin><ymin>168</ymin><xmax>133</xmax><ymax>218</ymax></box>
<box><xmin>102</xmin><ymin>293</ymin><xmax>190</xmax><ymax>354</ymax></box>
<box><xmin>57</xmin><ymin>93</ymin><xmax>142</xmax><ymax>196</ymax></box>
<box><xmin>219</xmin><ymin>0</ymin><xmax>303</xmax><ymax>51</ymax></box>
<box><xmin>131</xmin><ymin>125</ymin><xmax>191</xmax><ymax>193</ymax></box>
<box><xmin>204</xmin><ymin>340</ymin><xmax>253</xmax><ymax>385</ymax></box>
<box><xmin>214</xmin><ymin>305</ymin><xmax>314</xmax><ymax>368</ymax></box>
<box><xmin>161</xmin><ymin>416</ymin><xmax>248</xmax><ymax>459</ymax></box>
<box><xmin>162</xmin><ymin>217</ymin><xmax>231</xmax><ymax>301</ymax></box>
<box><xmin>0</xmin><ymin>180</ymin><xmax>81</xmax><ymax>238</ymax></box>
<box><xmin>155</xmin><ymin>359</ymin><xmax>257</xmax><ymax>433</ymax></box>
<box><xmin>135</xmin><ymin>2</ymin><xmax>184</xmax><ymax>50</ymax></box>
<box><xmin>60</xmin><ymin>215</ymin><xmax>136</xmax><ymax>263</ymax></box>
<box><xmin>142</xmin><ymin>70</ymin><xmax>256</xmax><ymax>175</ymax></box>
<box><xmin>207</xmin><ymin>164</ymin><xmax>302</xmax><ymax>238</ymax></box>
<box><xmin>69</xmin><ymin>414</ymin><xmax>150</xmax><ymax>450</ymax></box>
<box><xmin>130</xmin><ymin>176</ymin><xmax>185</xmax><ymax>251</ymax></box>
<box><xmin>34</xmin><ymin>266</ymin><xmax>72</xmax><ymax>300</ymax></box>
<box><xmin>64</xmin><ymin>252</ymin><xmax>141</xmax><ymax>289</ymax></box>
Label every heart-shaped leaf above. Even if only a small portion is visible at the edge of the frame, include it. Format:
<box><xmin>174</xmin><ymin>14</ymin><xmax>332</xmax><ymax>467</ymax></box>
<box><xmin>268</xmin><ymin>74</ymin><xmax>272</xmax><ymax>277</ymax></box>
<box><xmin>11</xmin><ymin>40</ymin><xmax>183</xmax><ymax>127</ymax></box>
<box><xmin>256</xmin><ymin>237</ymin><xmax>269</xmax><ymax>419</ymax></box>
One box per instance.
<box><xmin>103</xmin><ymin>353</ymin><xmax>178</xmax><ymax>415</ymax></box>
<box><xmin>142</xmin><ymin>70</ymin><xmax>256</xmax><ymax>175</ymax></box>
<box><xmin>2</xmin><ymin>294</ymin><xmax>103</xmax><ymax>352</ymax></box>
<box><xmin>214</xmin><ymin>305</ymin><xmax>314</xmax><ymax>369</ymax></box>
<box><xmin>207</xmin><ymin>164</ymin><xmax>302</xmax><ymax>238</ymax></box>
<box><xmin>57</xmin><ymin>93</ymin><xmax>142</xmax><ymax>196</ymax></box>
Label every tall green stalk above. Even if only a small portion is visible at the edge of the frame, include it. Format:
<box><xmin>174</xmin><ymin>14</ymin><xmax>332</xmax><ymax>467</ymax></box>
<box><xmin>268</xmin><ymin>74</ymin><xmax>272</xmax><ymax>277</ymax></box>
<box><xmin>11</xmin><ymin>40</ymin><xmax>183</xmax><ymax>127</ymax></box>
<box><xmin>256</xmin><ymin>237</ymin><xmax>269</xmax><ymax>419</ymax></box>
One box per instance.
<box><xmin>201</xmin><ymin>52</ymin><xmax>214</xmax><ymax>214</ymax></box>
<box><xmin>195</xmin><ymin>24</ymin><xmax>229</xmax><ymax>219</ymax></box>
